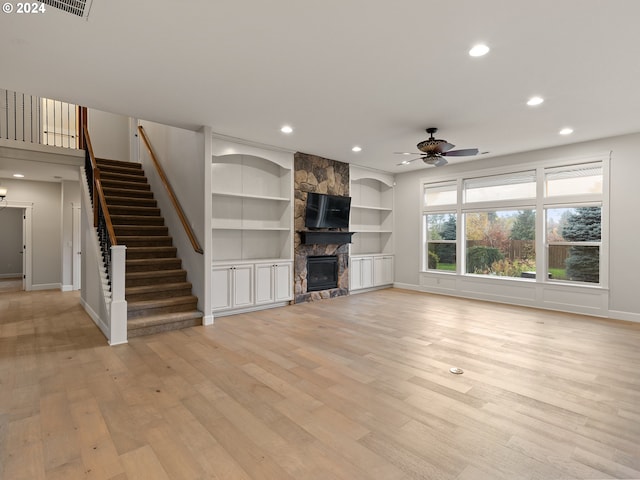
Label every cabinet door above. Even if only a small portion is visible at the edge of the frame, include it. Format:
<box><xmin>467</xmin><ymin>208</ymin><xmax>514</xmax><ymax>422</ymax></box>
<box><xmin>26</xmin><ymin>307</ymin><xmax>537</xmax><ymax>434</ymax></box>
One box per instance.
<box><xmin>274</xmin><ymin>263</ymin><xmax>293</xmax><ymax>302</ymax></box>
<box><xmin>212</xmin><ymin>266</ymin><xmax>232</xmax><ymax>311</ymax></box>
<box><xmin>350</xmin><ymin>257</ymin><xmax>363</xmax><ymax>290</ymax></box>
<box><xmin>381</xmin><ymin>256</ymin><xmax>394</xmax><ymax>285</ymax></box>
<box><xmin>232</xmin><ymin>265</ymin><xmax>254</xmax><ymax>308</ymax></box>
<box><xmin>374</xmin><ymin>256</ymin><xmax>384</xmax><ymax>286</ymax></box>
<box><xmin>255</xmin><ymin>263</ymin><xmax>274</xmax><ymax>305</ymax></box>
<box><xmin>361</xmin><ymin>257</ymin><xmax>374</xmax><ymax>288</ymax></box>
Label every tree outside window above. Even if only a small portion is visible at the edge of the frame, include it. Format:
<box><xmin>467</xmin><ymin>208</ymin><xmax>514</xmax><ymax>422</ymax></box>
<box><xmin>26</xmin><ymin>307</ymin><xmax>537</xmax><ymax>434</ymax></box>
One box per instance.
<box><xmin>465</xmin><ymin>210</ymin><xmax>536</xmax><ymax>277</ymax></box>
<box><xmin>426</xmin><ymin>214</ymin><xmax>456</xmax><ymax>271</ymax></box>
<box><xmin>547</xmin><ymin>206</ymin><xmax>601</xmax><ymax>283</ymax></box>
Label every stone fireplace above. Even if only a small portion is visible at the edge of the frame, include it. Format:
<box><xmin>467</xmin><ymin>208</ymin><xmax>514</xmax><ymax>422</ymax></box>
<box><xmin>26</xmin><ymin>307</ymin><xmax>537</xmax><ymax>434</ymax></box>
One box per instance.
<box><xmin>294</xmin><ymin>152</ymin><xmax>350</xmax><ymax>303</ymax></box>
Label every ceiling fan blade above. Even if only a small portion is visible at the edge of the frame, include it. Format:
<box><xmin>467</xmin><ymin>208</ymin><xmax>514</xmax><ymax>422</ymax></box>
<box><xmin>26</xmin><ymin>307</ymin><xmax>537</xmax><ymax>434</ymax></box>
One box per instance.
<box><xmin>435</xmin><ymin>142</ymin><xmax>455</xmax><ymax>154</ymax></box>
<box><xmin>433</xmin><ymin>157</ymin><xmax>448</xmax><ymax>167</ymax></box>
<box><xmin>396</xmin><ymin>157</ymin><xmax>421</xmax><ymax>166</ymax></box>
<box><xmin>442</xmin><ymin>148</ymin><xmax>479</xmax><ymax>157</ymax></box>
<box><xmin>393</xmin><ymin>152</ymin><xmax>423</xmax><ymax>155</ymax></box>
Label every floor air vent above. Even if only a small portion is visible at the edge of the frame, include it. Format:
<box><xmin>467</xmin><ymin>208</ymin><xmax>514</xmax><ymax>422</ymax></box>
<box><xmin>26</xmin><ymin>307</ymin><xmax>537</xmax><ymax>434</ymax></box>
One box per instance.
<box><xmin>41</xmin><ymin>0</ymin><xmax>93</xmax><ymax>19</ymax></box>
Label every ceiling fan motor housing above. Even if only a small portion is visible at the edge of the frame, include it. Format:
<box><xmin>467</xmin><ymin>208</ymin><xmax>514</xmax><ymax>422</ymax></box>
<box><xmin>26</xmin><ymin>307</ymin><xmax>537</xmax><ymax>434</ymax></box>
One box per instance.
<box><xmin>417</xmin><ymin>138</ymin><xmax>446</xmax><ymax>153</ymax></box>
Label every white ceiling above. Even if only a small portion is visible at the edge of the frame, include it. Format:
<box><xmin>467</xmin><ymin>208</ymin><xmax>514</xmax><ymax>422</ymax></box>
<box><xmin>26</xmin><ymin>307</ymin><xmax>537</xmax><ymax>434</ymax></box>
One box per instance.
<box><xmin>2</xmin><ymin>0</ymin><xmax>640</xmax><ymax>174</ymax></box>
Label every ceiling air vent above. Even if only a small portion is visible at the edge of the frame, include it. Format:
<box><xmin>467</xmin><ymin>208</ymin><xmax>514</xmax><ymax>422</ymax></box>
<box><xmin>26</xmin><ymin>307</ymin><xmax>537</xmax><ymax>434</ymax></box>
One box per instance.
<box><xmin>40</xmin><ymin>0</ymin><xmax>94</xmax><ymax>19</ymax></box>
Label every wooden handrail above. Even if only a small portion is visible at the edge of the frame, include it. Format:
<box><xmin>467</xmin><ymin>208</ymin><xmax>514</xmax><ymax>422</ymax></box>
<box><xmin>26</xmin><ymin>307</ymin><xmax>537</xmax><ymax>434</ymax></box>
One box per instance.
<box><xmin>83</xmin><ymin>124</ymin><xmax>117</xmax><ymax>246</ymax></box>
<box><xmin>83</xmin><ymin>124</ymin><xmax>97</xmax><ymax>172</ymax></box>
<box><xmin>137</xmin><ymin>125</ymin><xmax>204</xmax><ymax>254</ymax></box>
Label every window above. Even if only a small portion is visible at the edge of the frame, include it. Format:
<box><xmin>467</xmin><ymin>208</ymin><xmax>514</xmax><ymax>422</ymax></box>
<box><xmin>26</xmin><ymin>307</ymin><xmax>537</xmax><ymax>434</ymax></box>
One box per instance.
<box><xmin>465</xmin><ymin>209</ymin><xmax>536</xmax><ymax>277</ymax></box>
<box><xmin>464</xmin><ymin>171</ymin><xmax>536</xmax><ymax>203</ymax></box>
<box><xmin>425</xmin><ymin>214</ymin><xmax>456</xmax><ymax>271</ymax></box>
<box><xmin>545</xmin><ymin>163</ymin><xmax>602</xmax><ymax>197</ymax></box>
<box><xmin>422</xmin><ymin>158</ymin><xmax>606</xmax><ymax>286</ymax></box>
<box><xmin>546</xmin><ymin>206</ymin><xmax>601</xmax><ymax>283</ymax></box>
<box><xmin>424</xmin><ymin>181</ymin><xmax>456</xmax><ymax>207</ymax></box>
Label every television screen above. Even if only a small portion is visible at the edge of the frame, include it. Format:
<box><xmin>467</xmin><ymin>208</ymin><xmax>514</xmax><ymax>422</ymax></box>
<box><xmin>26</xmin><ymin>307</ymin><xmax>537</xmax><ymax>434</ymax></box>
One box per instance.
<box><xmin>305</xmin><ymin>192</ymin><xmax>351</xmax><ymax>229</ymax></box>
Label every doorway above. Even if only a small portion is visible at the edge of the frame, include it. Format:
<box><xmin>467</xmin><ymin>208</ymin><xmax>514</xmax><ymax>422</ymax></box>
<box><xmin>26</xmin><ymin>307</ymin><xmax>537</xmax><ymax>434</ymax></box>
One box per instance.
<box><xmin>0</xmin><ymin>203</ymin><xmax>33</xmax><ymax>291</ymax></box>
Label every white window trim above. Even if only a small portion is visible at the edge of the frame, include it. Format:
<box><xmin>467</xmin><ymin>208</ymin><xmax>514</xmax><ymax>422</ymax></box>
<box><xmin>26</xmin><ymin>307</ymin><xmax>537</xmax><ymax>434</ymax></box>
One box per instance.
<box><xmin>420</xmin><ymin>152</ymin><xmax>609</xmax><ymax>289</ymax></box>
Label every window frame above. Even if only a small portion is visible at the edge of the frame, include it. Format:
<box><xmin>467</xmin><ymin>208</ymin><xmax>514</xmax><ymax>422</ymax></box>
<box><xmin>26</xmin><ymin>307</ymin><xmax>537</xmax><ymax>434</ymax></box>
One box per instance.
<box><xmin>420</xmin><ymin>154</ymin><xmax>609</xmax><ymax>288</ymax></box>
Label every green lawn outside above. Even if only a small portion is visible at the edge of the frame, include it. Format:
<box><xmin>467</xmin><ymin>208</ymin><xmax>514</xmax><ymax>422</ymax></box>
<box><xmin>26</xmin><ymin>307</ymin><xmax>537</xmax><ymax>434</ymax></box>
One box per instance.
<box><xmin>436</xmin><ymin>263</ymin><xmax>456</xmax><ymax>271</ymax></box>
<box><xmin>549</xmin><ymin>267</ymin><xmax>567</xmax><ymax>280</ymax></box>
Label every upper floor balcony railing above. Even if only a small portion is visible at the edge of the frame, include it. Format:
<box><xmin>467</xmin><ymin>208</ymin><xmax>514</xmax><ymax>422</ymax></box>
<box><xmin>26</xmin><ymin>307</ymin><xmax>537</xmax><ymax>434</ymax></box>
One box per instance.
<box><xmin>0</xmin><ymin>88</ymin><xmax>84</xmax><ymax>149</ymax></box>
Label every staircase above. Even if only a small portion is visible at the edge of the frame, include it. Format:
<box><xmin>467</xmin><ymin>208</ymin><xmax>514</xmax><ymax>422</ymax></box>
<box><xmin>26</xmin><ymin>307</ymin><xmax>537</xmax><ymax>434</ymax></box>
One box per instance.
<box><xmin>96</xmin><ymin>158</ymin><xmax>203</xmax><ymax>337</ymax></box>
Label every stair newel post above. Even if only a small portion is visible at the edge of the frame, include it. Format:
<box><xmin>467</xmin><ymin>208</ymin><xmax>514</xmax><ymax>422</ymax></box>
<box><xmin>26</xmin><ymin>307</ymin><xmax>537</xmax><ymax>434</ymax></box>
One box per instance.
<box><xmin>109</xmin><ymin>245</ymin><xmax>128</xmax><ymax>345</ymax></box>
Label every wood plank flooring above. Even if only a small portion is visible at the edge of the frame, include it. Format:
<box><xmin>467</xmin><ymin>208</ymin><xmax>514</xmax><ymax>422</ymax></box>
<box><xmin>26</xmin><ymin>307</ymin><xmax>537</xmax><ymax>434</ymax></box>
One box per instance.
<box><xmin>1</xmin><ymin>287</ymin><xmax>640</xmax><ymax>479</ymax></box>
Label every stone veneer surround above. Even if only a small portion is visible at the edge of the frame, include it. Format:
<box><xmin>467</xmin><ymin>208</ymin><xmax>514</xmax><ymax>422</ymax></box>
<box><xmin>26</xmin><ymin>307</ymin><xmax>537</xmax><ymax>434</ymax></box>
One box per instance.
<box><xmin>294</xmin><ymin>152</ymin><xmax>350</xmax><ymax>303</ymax></box>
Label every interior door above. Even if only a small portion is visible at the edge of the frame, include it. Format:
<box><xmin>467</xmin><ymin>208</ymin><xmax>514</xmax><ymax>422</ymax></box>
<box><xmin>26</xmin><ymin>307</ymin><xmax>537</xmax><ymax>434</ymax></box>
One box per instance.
<box><xmin>21</xmin><ymin>209</ymin><xmax>26</xmax><ymax>290</ymax></box>
<box><xmin>72</xmin><ymin>204</ymin><xmax>82</xmax><ymax>290</ymax></box>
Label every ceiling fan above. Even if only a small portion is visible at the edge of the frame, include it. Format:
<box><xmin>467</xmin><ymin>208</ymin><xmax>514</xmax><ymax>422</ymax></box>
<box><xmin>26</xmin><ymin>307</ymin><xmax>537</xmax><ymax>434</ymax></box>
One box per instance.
<box><xmin>396</xmin><ymin>127</ymin><xmax>479</xmax><ymax>167</ymax></box>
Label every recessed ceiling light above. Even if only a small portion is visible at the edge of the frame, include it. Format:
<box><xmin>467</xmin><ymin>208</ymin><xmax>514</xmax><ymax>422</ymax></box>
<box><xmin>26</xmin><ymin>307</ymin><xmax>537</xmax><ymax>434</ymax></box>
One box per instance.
<box><xmin>469</xmin><ymin>44</ymin><xmax>490</xmax><ymax>57</ymax></box>
<box><xmin>280</xmin><ymin>125</ymin><xmax>293</xmax><ymax>134</ymax></box>
<box><xmin>352</xmin><ymin>146</ymin><xmax>362</xmax><ymax>152</ymax></box>
<box><xmin>13</xmin><ymin>173</ymin><xmax>24</xmax><ymax>178</ymax></box>
<box><xmin>559</xmin><ymin>127</ymin><xmax>574</xmax><ymax>135</ymax></box>
<box><xmin>527</xmin><ymin>96</ymin><xmax>544</xmax><ymax>106</ymax></box>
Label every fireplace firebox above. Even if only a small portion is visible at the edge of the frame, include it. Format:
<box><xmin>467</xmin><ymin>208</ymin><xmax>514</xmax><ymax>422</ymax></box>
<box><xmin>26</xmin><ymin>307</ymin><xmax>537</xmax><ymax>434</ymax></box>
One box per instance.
<box><xmin>307</xmin><ymin>255</ymin><xmax>338</xmax><ymax>291</ymax></box>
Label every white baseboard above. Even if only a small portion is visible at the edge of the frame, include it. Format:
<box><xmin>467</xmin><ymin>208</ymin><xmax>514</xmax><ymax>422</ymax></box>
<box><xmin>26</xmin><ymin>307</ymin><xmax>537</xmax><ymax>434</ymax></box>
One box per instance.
<box><xmin>202</xmin><ymin>314</ymin><xmax>214</xmax><ymax>326</ymax></box>
<box><xmin>61</xmin><ymin>284</ymin><xmax>74</xmax><ymax>292</ymax></box>
<box><xmin>31</xmin><ymin>283</ymin><xmax>62</xmax><ymax>291</ymax></box>
<box><xmin>0</xmin><ymin>273</ymin><xmax>22</xmax><ymax>279</ymax></box>
<box><xmin>608</xmin><ymin>310</ymin><xmax>640</xmax><ymax>323</ymax></box>
<box><xmin>79</xmin><ymin>297</ymin><xmax>110</xmax><ymax>340</ymax></box>
<box><xmin>393</xmin><ymin>282</ymin><xmax>640</xmax><ymax>324</ymax></box>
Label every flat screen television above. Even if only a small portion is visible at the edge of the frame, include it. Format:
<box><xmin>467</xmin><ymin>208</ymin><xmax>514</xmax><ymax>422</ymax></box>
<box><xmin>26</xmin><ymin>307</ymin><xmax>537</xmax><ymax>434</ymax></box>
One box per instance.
<box><xmin>304</xmin><ymin>192</ymin><xmax>351</xmax><ymax>229</ymax></box>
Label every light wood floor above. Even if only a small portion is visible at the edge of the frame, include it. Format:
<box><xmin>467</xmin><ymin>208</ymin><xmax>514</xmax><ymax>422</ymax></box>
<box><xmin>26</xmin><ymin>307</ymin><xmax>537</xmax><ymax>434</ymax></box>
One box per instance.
<box><xmin>1</xmin><ymin>287</ymin><xmax>640</xmax><ymax>480</ymax></box>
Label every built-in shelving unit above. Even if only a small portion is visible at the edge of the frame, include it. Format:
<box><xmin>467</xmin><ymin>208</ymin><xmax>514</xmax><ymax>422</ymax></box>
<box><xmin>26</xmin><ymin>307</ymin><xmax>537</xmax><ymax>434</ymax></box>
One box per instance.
<box><xmin>349</xmin><ymin>167</ymin><xmax>394</xmax><ymax>255</ymax></box>
<box><xmin>212</xmin><ymin>154</ymin><xmax>293</xmax><ymax>262</ymax></box>
<box><xmin>349</xmin><ymin>166</ymin><xmax>395</xmax><ymax>292</ymax></box>
<box><xmin>211</xmin><ymin>141</ymin><xmax>294</xmax><ymax>314</ymax></box>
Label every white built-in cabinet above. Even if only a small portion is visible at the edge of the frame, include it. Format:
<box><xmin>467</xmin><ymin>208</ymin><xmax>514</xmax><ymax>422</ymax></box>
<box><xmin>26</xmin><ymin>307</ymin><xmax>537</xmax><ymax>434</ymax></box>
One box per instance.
<box><xmin>211</xmin><ymin>264</ymin><xmax>254</xmax><ymax>311</ymax></box>
<box><xmin>350</xmin><ymin>254</ymin><xmax>394</xmax><ymax>291</ymax></box>
<box><xmin>349</xmin><ymin>166</ymin><xmax>395</xmax><ymax>292</ymax></box>
<box><xmin>211</xmin><ymin>140</ymin><xmax>294</xmax><ymax>315</ymax></box>
<box><xmin>255</xmin><ymin>262</ymin><xmax>293</xmax><ymax>305</ymax></box>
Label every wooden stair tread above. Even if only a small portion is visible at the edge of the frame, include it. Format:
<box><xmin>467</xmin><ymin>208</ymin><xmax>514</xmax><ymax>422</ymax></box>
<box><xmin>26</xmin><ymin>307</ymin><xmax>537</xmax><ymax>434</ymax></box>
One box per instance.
<box><xmin>105</xmin><ymin>196</ymin><xmax>158</xmax><ymax>206</ymax></box>
<box><xmin>126</xmin><ymin>257</ymin><xmax>180</xmax><ymax>264</ymax></box>
<box><xmin>115</xmin><ymin>225</ymin><xmax>168</xmax><ymax>235</ymax></box>
<box><xmin>125</xmin><ymin>246</ymin><xmax>177</xmax><ymax>259</ymax></box>
<box><xmin>100</xmin><ymin>179</ymin><xmax>151</xmax><ymax>190</ymax></box>
<box><xmin>128</xmin><ymin>294</ymin><xmax>197</xmax><ymax>309</ymax></box>
<box><xmin>100</xmin><ymin>172</ymin><xmax>148</xmax><ymax>183</ymax></box>
<box><xmin>127</xmin><ymin>310</ymin><xmax>202</xmax><ymax>337</ymax></box>
<box><xmin>96</xmin><ymin>158</ymin><xmax>143</xmax><ymax>169</ymax></box>
<box><xmin>108</xmin><ymin>206</ymin><xmax>161</xmax><ymax>215</ymax></box>
<box><xmin>103</xmin><ymin>187</ymin><xmax>154</xmax><ymax>198</ymax></box>
<box><xmin>126</xmin><ymin>281</ymin><xmax>192</xmax><ymax>295</ymax></box>
<box><xmin>126</xmin><ymin>268</ymin><xmax>186</xmax><ymax>279</ymax></box>
<box><xmin>110</xmin><ymin>215</ymin><xmax>165</xmax><ymax>226</ymax></box>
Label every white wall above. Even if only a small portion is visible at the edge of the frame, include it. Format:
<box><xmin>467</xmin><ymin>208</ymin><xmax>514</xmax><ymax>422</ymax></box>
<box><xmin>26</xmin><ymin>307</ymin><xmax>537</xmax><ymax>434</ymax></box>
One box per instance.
<box><xmin>394</xmin><ymin>132</ymin><xmax>640</xmax><ymax>321</ymax></box>
<box><xmin>0</xmin><ymin>177</ymin><xmax>63</xmax><ymax>288</ymax></box>
<box><xmin>138</xmin><ymin>120</ymin><xmax>206</xmax><ymax>317</ymax></box>
<box><xmin>87</xmin><ymin>109</ymin><xmax>132</xmax><ymax>161</ymax></box>
<box><xmin>0</xmin><ymin>207</ymin><xmax>23</xmax><ymax>276</ymax></box>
